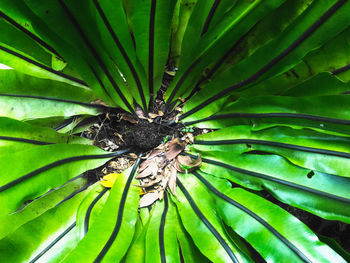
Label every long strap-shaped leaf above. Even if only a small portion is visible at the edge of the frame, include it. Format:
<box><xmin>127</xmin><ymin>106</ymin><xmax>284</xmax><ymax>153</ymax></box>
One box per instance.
<box><xmin>0</xmin><ymin>69</ymin><xmax>97</xmax><ymax>102</ymax></box>
<box><xmin>0</xmin><ymin>1</ymin><xmax>117</xmax><ymax>106</ymax></box>
<box><xmin>29</xmin><ymin>222</ymin><xmax>77</xmax><ymax>263</ymax></box>
<box><xmin>171</xmin><ymin>198</ymin><xmax>211</xmax><ymax>262</ymax></box>
<box><xmin>0</xmin><ymin>145</ymin><xmax>131</xmax><ymax>216</ymax></box>
<box><xmin>84</xmin><ymin>188</ymin><xmax>108</xmax><ymax>235</ymax></box>
<box><xmin>56</xmin><ymin>0</ymin><xmax>135</xmax><ymax>113</ymax></box>
<box><xmin>193</xmin><ymin>125</ymin><xmax>350</xmax><ymax>177</ymax></box>
<box><xmin>0</xmin><ymin>43</ymin><xmax>86</xmax><ymax>86</ymax></box>
<box><xmin>0</xmin><ymin>93</ymin><xmax>105</xmax><ymax>121</ymax></box>
<box><xmin>190</xmin><ymin>152</ymin><xmax>350</xmax><ymax>223</ymax></box>
<box><xmin>0</xmin><ymin>117</ymin><xmax>91</xmax><ymax>154</ymax></box>
<box><xmin>184</xmin><ymin>93</ymin><xmax>350</xmax><ymax>138</ymax></box>
<box><xmin>125</xmin><ymin>0</ymin><xmax>177</xmax><ymax>105</ymax></box>
<box><xmin>143</xmin><ymin>194</ymin><xmax>181</xmax><ymax>263</ymax></box>
<box><xmin>234</xmin><ymin>25</ymin><xmax>350</xmax><ymax>100</ymax></box>
<box><xmin>176</xmin><ymin>179</ymin><xmax>242</xmax><ymax>263</ymax></box>
<box><xmin>179</xmin><ymin>0</ymin><xmax>349</xmax><ymax>121</ymax></box>
<box><xmin>91</xmin><ymin>0</ymin><xmax>147</xmax><ymax>111</ymax></box>
<box><xmin>0</xmin><ymin>183</ymin><xmax>91</xmax><ymax>263</ymax></box>
<box><xmin>0</xmin><ymin>10</ymin><xmax>61</xmax><ymax>58</ymax></box>
<box><xmin>94</xmin><ymin>157</ymin><xmax>140</xmax><ymax>262</ymax></box>
<box><xmin>0</xmin><ymin>176</ymin><xmax>86</xmax><ymax>240</ymax></box>
<box><xmin>190</xmin><ymin>171</ymin><xmax>346</xmax><ymax>263</ymax></box>
<box><xmin>165</xmin><ymin>0</ymin><xmax>285</xmax><ymax>108</ymax></box>
<box><xmin>63</xmin><ymin>157</ymin><xmax>141</xmax><ymax>263</ymax></box>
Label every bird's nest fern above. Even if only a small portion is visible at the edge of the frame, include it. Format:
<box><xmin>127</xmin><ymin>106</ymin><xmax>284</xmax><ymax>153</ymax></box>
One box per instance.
<box><xmin>0</xmin><ymin>0</ymin><xmax>350</xmax><ymax>262</ymax></box>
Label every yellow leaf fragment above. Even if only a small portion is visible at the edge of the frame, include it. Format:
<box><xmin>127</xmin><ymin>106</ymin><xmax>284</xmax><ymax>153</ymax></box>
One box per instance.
<box><xmin>101</xmin><ymin>173</ymin><xmax>120</xmax><ymax>188</ymax></box>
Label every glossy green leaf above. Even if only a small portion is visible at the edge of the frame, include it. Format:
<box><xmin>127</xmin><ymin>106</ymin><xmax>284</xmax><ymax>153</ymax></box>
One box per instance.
<box><xmin>0</xmin><ymin>117</ymin><xmax>90</xmax><ymax>154</ymax></box>
<box><xmin>124</xmin><ymin>213</ymin><xmax>150</xmax><ymax>263</ymax></box>
<box><xmin>187</xmin><ymin>150</ymin><xmax>350</xmax><ymax>223</ymax></box>
<box><xmin>0</xmin><ymin>16</ymin><xmax>52</xmax><ymax>67</ymax></box>
<box><xmin>126</xmin><ymin>0</ymin><xmax>177</xmax><ymax>103</ymax></box>
<box><xmin>193</xmin><ymin>125</ymin><xmax>350</xmax><ymax>177</ymax></box>
<box><xmin>76</xmin><ymin>183</ymin><xmax>109</xmax><ymax>239</ymax></box>
<box><xmin>62</xmin><ymin>160</ymin><xmax>140</xmax><ymax>263</ymax></box>
<box><xmin>144</xmin><ymin>195</ymin><xmax>180</xmax><ymax>263</ymax></box>
<box><xmin>0</xmin><ymin>183</ymin><xmax>91</xmax><ymax>263</ymax></box>
<box><xmin>175</xmin><ymin>175</ymin><xmax>251</xmax><ymax>263</ymax></box>
<box><xmin>0</xmin><ymin>94</ymin><xmax>103</xmax><ymax>121</ymax></box>
<box><xmin>191</xmin><ymin>170</ymin><xmax>346</xmax><ymax>263</ymax></box>
<box><xmin>0</xmin><ymin>69</ymin><xmax>97</xmax><ymax>102</ymax></box>
<box><xmin>185</xmin><ymin>94</ymin><xmax>350</xmax><ymax>137</ymax></box>
<box><xmin>180</xmin><ymin>0</ymin><xmax>350</xmax><ymax>121</ymax></box>
<box><xmin>166</xmin><ymin>0</ymin><xmax>285</xmax><ymax>104</ymax></box>
<box><xmin>172</xmin><ymin>198</ymin><xmax>211</xmax><ymax>263</ymax></box>
<box><xmin>0</xmin><ymin>176</ymin><xmax>86</xmax><ymax>240</ymax></box>
<box><xmin>0</xmin><ymin>144</ymin><xmax>126</xmax><ymax>216</ymax></box>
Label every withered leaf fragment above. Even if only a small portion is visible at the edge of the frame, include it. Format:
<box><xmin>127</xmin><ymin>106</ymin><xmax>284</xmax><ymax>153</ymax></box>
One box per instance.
<box><xmin>175</xmin><ymin>154</ymin><xmax>202</xmax><ymax>173</ymax></box>
<box><xmin>139</xmin><ymin>192</ymin><xmax>159</xmax><ymax>208</ymax></box>
<box><xmin>167</xmin><ymin>165</ymin><xmax>177</xmax><ymax>196</ymax></box>
<box><xmin>165</xmin><ymin>138</ymin><xmax>185</xmax><ymax>161</ymax></box>
<box><xmin>136</xmin><ymin>161</ymin><xmax>158</xmax><ymax>179</ymax></box>
<box><xmin>120</xmin><ymin>113</ymin><xmax>138</xmax><ymax>124</ymax></box>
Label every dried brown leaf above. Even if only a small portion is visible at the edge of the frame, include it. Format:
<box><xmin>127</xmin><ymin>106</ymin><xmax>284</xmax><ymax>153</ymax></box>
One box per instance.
<box><xmin>175</xmin><ymin>154</ymin><xmax>202</xmax><ymax>172</ymax></box>
<box><xmin>139</xmin><ymin>150</ymin><xmax>162</xmax><ymax>172</ymax></box>
<box><xmin>121</xmin><ymin>114</ymin><xmax>138</xmax><ymax>124</ymax></box>
<box><xmin>165</xmin><ymin>138</ymin><xmax>185</xmax><ymax>161</ymax></box>
<box><xmin>139</xmin><ymin>192</ymin><xmax>159</xmax><ymax>208</ymax></box>
<box><xmin>92</xmin><ymin>99</ymin><xmax>108</xmax><ymax>106</ymax></box>
<box><xmin>168</xmin><ymin>165</ymin><xmax>177</xmax><ymax>196</ymax></box>
<box><xmin>139</xmin><ymin>177</ymin><xmax>162</xmax><ymax>188</ymax></box>
<box><xmin>136</xmin><ymin>161</ymin><xmax>158</xmax><ymax>179</ymax></box>
<box><xmin>135</xmin><ymin>105</ymin><xmax>147</xmax><ymax>119</ymax></box>
<box><xmin>148</xmin><ymin>113</ymin><xmax>159</xmax><ymax>119</ymax></box>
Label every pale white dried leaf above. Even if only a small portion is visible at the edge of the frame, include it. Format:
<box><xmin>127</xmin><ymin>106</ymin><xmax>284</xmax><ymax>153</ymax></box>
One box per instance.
<box><xmin>168</xmin><ymin>166</ymin><xmax>177</xmax><ymax>196</ymax></box>
<box><xmin>149</xmin><ymin>113</ymin><xmax>160</xmax><ymax>119</ymax></box>
<box><xmin>139</xmin><ymin>192</ymin><xmax>159</xmax><ymax>208</ymax></box>
<box><xmin>136</xmin><ymin>161</ymin><xmax>158</xmax><ymax>179</ymax></box>
<box><xmin>158</xmin><ymin>190</ymin><xmax>164</xmax><ymax>200</ymax></box>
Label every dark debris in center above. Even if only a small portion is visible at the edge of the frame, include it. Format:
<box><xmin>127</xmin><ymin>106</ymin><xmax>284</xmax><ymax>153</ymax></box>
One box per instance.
<box><xmin>81</xmin><ymin>112</ymin><xmax>185</xmax><ymax>152</ymax></box>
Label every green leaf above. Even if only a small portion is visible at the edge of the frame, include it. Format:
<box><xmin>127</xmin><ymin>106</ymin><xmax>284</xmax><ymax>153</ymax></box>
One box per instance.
<box><xmin>0</xmin><ymin>182</ymin><xmax>91</xmax><ymax>263</ymax></box>
<box><xmin>0</xmin><ymin>117</ymin><xmax>90</xmax><ymax>154</ymax></box>
<box><xmin>191</xmin><ymin>170</ymin><xmax>347</xmax><ymax>263</ymax></box>
<box><xmin>189</xmin><ymin>151</ymin><xmax>350</xmax><ymax>223</ymax></box>
<box><xmin>185</xmin><ymin>94</ymin><xmax>350</xmax><ymax>137</ymax></box>
<box><xmin>62</xmin><ymin>159</ymin><xmax>141</xmax><ymax>263</ymax></box>
<box><xmin>0</xmin><ymin>94</ymin><xmax>103</xmax><ymax>121</ymax></box>
<box><xmin>180</xmin><ymin>0</ymin><xmax>350</xmax><ymax>121</ymax></box>
<box><xmin>76</xmin><ymin>183</ymin><xmax>109</xmax><ymax>239</ymax></box>
<box><xmin>193</xmin><ymin>125</ymin><xmax>350</xmax><ymax>177</ymax></box>
<box><xmin>124</xmin><ymin>213</ymin><xmax>150</xmax><ymax>263</ymax></box>
<box><xmin>0</xmin><ymin>176</ymin><xmax>87</xmax><ymax>240</ymax></box>
<box><xmin>0</xmin><ymin>16</ymin><xmax>52</xmax><ymax>66</ymax></box>
<box><xmin>144</xmin><ymin>194</ymin><xmax>181</xmax><ymax>263</ymax></box>
<box><xmin>126</xmin><ymin>0</ymin><xmax>177</xmax><ymax>103</ymax></box>
<box><xmin>175</xmin><ymin>175</ymin><xmax>251</xmax><ymax>263</ymax></box>
<box><xmin>0</xmin><ymin>144</ymin><xmax>128</xmax><ymax>216</ymax></box>
<box><xmin>172</xmin><ymin>198</ymin><xmax>211</xmax><ymax>263</ymax></box>
<box><xmin>166</xmin><ymin>0</ymin><xmax>285</xmax><ymax>104</ymax></box>
<box><xmin>0</xmin><ymin>69</ymin><xmax>97</xmax><ymax>102</ymax></box>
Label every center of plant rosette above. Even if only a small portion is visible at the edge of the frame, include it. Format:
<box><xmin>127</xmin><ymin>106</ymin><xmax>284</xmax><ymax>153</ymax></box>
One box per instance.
<box><xmin>83</xmin><ymin>107</ymin><xmax>202</xmax><ymax>208</ymax></box>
